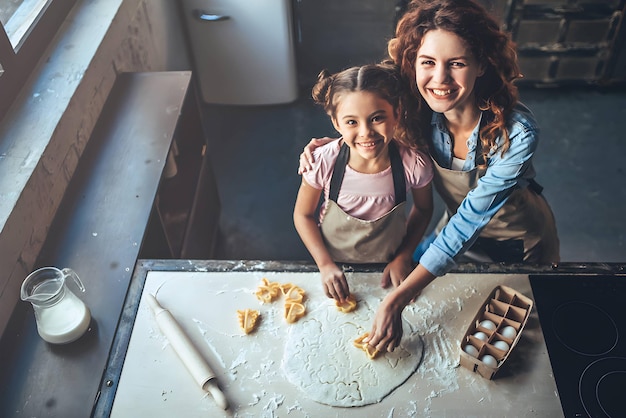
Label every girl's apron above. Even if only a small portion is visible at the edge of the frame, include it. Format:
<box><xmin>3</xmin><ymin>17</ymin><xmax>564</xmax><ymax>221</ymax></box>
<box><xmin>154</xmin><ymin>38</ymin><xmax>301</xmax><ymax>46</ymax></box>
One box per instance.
<box><xmin>432</xmin><ymin>157</ymin><xmax>560</xmax><ymax>263</ymax></box>
<box><xmin>320</xmin><ymin>141</ymin><xmax>407</xmax><ymax>263</ymax></box>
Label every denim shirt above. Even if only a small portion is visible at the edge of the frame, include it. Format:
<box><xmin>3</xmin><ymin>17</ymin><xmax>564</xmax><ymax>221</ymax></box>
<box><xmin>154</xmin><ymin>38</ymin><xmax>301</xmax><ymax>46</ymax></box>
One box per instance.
<box><xmin>419</xmin><ymin>103</ymin><xmax>540</xmax><ymax>276</ymax></box>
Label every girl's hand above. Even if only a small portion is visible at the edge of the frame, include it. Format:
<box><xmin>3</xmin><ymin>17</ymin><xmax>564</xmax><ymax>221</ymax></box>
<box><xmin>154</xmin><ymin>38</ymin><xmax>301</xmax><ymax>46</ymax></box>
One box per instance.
<box><xmin>365</xmin><ymin>294</ymin><xmax>404</xmax><ymax>353</ymax></box>
<box><xmin>381</xmin><ymin>255</ymin><xmax>413</xmax><ymax>289</ymax></box>
<box><xmin>319</xmin><ymin>264</ymin><xmax>350</xmax><ymax>302</ymax></box>
<box><xmin>298</xmin><ymin>137</ymin><xmax>337</xmax><ymax>174</ymax></box>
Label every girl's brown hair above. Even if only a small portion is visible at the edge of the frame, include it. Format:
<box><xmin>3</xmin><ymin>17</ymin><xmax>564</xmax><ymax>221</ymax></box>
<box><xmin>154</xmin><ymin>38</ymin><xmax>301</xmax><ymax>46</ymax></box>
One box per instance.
<box><xmin>389</xmin><ymin>0</ymin><xmax>521</xmax><ymax>163</ymax></box>
<box><xmin>311</xmin><ymin>62</ymin><xmax>419</xmax><ymax>150</ymax></box>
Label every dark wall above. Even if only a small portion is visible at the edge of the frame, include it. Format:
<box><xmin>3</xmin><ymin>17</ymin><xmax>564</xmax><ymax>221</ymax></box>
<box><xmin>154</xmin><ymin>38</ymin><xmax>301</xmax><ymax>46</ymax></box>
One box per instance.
<box><xmin>292</xmin><ymin>0</ymin><xmax>626</xmax><ymax>87</ymax></box>
<box><xmin>292</xmin><ymin>0</ymin><xmax>398</xmax><ymax>87</ymax></box>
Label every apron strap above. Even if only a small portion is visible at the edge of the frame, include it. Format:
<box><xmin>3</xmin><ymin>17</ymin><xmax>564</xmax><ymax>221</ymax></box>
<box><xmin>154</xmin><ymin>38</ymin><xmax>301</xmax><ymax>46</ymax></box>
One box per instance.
<box><xmin>389</xmin><ymin>141</ymin><xmax>406</xmax><ymax>204</ymax></box>
<box><xmin>475</xmin><ymin>113</ymin><xmax>543</xmax><ymax>195</ymax></box>
<box><xmin>328</xmin><ymin>143</ymin><xmax>350</xmax><ymax>203</ymax></box>
<box><xmin>328</xmin><ymin>141</ymin><xmax>406</xmax><ymax>205</ymax></box>
<box><xmin>528</xmin><ymin>178</ymin><xmax>544</xmax><ymax>195</ymax></box>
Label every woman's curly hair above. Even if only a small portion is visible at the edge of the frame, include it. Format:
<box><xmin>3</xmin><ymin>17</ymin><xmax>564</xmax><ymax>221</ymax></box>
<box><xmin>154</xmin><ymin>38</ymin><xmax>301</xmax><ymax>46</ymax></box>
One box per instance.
<box><xmin>311</xmin><ymin>61</ymin><xmax>420</xmax><ymax>150</ymax></box>
<box><xmin>388</xmin><ymin>0</ymin><xmax>522</xmax><ymax>163</ymax></box>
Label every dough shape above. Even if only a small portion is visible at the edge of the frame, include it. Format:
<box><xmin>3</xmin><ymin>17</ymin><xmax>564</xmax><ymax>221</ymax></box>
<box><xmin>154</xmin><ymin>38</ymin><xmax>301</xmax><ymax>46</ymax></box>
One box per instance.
<box><xmin>237</xmin><ymin>309</ymin><xmax>260</xmax><ymax>334</ymax></box>
<box><xmin>255</xmin><ymin>278</ymin><xmax>281</xmax><ymax>303</ymax></box>
<box><xmin>284</xmin><ymin>301</ymin><xmax>306</xmax><ymax>323</ymax></box>
<box><xmin>336</xmin><ymin>294</ymin><xmax>358</xmax><ymax>313</ymax></box>
<box><xmin>282</xmin><ymin>299</ymin><xmax>424</xmax><ymax>407</ymax></box>
<box><xmin>353</xmin><ymin>332</ymin><xmax>380</xmax><ymax>359</ymax></box>
<box><xmin>281</xmin><ymin>283</ymin><xmax>306</xmax><ymax>304</ymax></box>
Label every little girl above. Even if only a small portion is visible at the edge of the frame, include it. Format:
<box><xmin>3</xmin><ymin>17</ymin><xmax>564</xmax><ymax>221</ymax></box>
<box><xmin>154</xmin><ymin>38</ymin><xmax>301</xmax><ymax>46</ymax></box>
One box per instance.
<box><xmin>293</xmin><ymin>63</ymin><xmax>433</xmax><ymax>303</ymax></box>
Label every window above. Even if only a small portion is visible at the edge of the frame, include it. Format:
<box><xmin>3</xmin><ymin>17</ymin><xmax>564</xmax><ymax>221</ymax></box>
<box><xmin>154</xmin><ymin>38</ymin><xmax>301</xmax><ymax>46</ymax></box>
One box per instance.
<box><xmin>0</xmin><ymin>0</ymin><xmax>79</xmax><ymax>120</ymax></box>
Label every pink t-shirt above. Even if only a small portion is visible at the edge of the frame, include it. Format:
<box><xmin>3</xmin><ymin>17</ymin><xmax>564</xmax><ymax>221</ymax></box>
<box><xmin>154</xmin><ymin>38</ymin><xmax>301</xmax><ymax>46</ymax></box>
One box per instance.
<box><xmin>303</xmin><ymin>140</ymin><xmax>433</xmax><ymax>221</ymax></box>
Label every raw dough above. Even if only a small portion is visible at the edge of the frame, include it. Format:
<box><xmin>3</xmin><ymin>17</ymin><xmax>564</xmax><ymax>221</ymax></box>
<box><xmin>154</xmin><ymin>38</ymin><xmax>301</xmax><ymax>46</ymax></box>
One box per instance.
<box><xmin>237</xmin><ymin>309</ymin><xmax>260</xmax><ymax>334</ymax></box>
<box><xmin>284</xmin><ymin>301</ymin><xmax>306</xmax><ymax>323</ymax></box>
<box><xmin>255</xmin><ymin>278</ymin><xmax>281</xmax><ymax>303</ymax></box>
<box><xmin>281</xmin><ymin>297</ymin><xmax>424</xmax><ymax>407</ymax></box>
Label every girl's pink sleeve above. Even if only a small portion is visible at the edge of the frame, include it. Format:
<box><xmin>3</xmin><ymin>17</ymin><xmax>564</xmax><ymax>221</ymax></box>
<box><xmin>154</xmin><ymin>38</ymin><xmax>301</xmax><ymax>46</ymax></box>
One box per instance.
<box><xmin>302</xmin><ymin>147</ymin><xmax>330</xmax><ymax>190</ymax></box>
<box><xmin>403</xmin><ymin>149</ymin><xmax>434</xmax><ymax>189</ymax></box>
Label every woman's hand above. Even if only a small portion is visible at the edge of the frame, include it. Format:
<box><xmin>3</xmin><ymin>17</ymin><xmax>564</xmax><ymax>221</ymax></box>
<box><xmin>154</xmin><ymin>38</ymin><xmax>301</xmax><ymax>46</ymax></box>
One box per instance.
<box><xmin>366</xmin><ymin>264</ymin><xmax>436</xmax><ymax>352</ymax></box>
<box><xmin>319</xmin><ymin>263</ymin><xmax>350</xmax><ymax>302</ymax></box>
<box><xmin>365</xmin><ymin>294</ymin><xmax>405</xmax><ymax>353</ymax></box>
<box><xmin>298</xmin><ymin>137</ymin><xmax>337</xmax><ymax>174</ymax></box>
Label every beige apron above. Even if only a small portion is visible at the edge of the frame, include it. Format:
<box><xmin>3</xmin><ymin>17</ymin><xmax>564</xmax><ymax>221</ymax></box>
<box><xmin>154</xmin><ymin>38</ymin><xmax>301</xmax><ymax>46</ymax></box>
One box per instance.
<box><xmin>432</xmin><ymin>158</ymin><xmax>560</xmax><ymax>263</ymax></box>
<box><xmin>320</xmin><ymin>141</ymin><xmax>407</xmax><ymax>263</ymax></box>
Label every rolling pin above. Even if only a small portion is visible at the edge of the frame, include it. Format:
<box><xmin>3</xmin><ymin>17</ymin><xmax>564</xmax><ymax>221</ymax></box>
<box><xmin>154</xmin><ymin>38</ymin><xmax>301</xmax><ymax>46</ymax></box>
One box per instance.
<box><xmin>146</xmin><ymin>293</ymin><xmax>228</xmax><ymax>410</ymax></box>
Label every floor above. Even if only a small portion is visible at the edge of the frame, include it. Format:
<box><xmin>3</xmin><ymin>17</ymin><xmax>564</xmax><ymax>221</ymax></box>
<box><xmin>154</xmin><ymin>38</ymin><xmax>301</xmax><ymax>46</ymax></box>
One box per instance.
<box><xmin>199</xmin><ymin>9</ymin><xmax>626</xmax><ymax>264</ymax></box>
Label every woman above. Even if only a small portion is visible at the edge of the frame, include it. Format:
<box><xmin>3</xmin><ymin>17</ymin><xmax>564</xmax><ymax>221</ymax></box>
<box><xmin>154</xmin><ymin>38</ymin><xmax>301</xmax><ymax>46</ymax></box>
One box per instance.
<box><xmin>299</xmin><ymin>0</ymin><xmax>559</xmax><ymax>353</ymax></box>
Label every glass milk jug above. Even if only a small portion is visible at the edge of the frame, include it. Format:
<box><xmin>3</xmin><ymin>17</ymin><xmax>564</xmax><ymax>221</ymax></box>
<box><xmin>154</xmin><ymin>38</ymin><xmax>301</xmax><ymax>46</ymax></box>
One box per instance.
<box><xmin>21</xmin><ymin>267</ymin><xmax>91</xmax><ymax>344</ymax></box>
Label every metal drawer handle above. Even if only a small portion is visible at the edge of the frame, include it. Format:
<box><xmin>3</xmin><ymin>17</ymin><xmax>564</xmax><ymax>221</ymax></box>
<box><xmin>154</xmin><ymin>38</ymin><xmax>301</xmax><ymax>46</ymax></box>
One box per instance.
<box><xmin>193</xmin><ymin>10</ymin><xmax>230</xmax><ymax>22</ymax></box>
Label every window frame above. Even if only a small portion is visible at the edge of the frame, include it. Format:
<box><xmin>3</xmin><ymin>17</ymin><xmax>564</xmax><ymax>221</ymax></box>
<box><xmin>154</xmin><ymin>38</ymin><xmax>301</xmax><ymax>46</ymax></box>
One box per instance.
<box><xmin>0</xmin><ymin>0</ymin><xmax>79</xmax><ymax>120</ymax></box>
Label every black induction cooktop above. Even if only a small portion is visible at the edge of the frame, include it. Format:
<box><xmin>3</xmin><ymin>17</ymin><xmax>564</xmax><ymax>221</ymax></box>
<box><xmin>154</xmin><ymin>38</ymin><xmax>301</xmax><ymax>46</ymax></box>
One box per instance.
<box><xmin>529</xmin><ymin>274</ymin><xmax>626</xmax><ymax>418</ymax></box>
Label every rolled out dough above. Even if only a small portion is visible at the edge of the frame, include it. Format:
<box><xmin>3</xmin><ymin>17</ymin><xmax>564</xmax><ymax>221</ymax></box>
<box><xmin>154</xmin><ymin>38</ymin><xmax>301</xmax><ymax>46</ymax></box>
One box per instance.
<box><xmin>281</xmin><ymin>297</ymin><xmax>424</xmax><ymax>407</ymax></box>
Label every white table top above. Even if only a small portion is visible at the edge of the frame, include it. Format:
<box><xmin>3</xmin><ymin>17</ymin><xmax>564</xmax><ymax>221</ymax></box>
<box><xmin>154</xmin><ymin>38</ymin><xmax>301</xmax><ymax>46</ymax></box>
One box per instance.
<box><xmin>110</xmin><ymin>270</ymin><xmax>563</xmax><ymax>417</ymax></box>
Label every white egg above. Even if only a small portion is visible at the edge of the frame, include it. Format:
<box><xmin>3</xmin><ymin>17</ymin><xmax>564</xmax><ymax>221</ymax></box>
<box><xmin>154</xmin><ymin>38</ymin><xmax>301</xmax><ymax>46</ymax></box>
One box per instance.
<box><xmin>480</xmin><ymin>354</ymin><xmax>498</xmax><ymax>368</ymax></box>
<box><xmin>473</xmin><ymin>331</ymin><xmax>489</xmax><ymax>342</ymax></box>
<box><xmin>463</xmin><ymin>344</ymin><xmax>479</xmax><ymax>357</ymax></box>
<box><xmin>493</xmin><ymin>340</ymin><xmax>510</xmax><ymax>352</ymax></box>
<box><xmin>479</xmin><ymin>319</ymin><xmax>496</xmax><ymax>331</ymax></box>
<box><xmin>500</xmin><ymin>325</ymin><xmax>517</xmax><ymax>339</ymax></box>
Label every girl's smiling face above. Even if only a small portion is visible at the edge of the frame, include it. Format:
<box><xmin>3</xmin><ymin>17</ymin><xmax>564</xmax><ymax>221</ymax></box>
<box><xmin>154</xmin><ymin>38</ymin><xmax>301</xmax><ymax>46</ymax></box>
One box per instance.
<box><xmin>415</xmin><ymin>29</ymin><xmax>485</xmax><ymax>116</ymax></box>
<box><xmin>332</xmin><ymin>90</ymin><xmax>398</xmax><ymax>167</ymax></box>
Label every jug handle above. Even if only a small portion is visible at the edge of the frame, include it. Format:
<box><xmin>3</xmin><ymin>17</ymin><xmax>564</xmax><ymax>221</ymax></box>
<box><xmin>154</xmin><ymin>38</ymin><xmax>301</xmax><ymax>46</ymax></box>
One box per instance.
<box><xmin>62</xmin><ymin>268</ymin><xmax>85</xmax><ymax>293</ymax></box>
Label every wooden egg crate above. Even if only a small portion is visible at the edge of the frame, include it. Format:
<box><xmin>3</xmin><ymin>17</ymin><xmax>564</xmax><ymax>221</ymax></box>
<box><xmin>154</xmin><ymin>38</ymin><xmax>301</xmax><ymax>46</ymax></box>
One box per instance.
<box><xmin>459</xmin><ymin>285</ymin><xmax>533</xmax><ymax>379</ymax></box>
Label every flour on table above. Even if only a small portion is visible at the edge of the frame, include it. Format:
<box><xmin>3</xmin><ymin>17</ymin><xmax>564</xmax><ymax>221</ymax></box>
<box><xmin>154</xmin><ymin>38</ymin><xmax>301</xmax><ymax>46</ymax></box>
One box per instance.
<box><xmin>281</xmin><ymin>296</ymin><xmax>424</xmax><ymax>407</ymax></box>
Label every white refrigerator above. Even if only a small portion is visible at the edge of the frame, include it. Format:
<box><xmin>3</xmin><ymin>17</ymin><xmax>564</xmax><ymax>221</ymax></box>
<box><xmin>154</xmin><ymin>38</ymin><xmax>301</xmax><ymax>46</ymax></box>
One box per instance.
<box><xmin>180</xmin><ymin>0</ymin><xmax>299</xmax><ymax>105</ymax></box>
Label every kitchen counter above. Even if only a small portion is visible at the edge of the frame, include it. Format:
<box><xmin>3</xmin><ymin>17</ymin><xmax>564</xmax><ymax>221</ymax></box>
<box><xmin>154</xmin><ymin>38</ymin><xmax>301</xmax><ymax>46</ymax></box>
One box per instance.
<box><xmin>0</xmin><ymin>72</ymin><xmax>196</xmax><ymax>418</ymax></box>
<box><xmin>94</xmin><ymin>260</ymin><xmax>569</xmax><ymax>417</ymax></box>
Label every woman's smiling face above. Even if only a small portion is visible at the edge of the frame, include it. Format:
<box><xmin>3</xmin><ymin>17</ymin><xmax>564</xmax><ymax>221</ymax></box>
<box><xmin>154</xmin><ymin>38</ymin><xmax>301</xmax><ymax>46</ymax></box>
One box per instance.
<box><xmin>415</xmin><ymin>29</ymin><xmax>485</xmax><ymax>116</ymax></box>
<box><xmin>332</xmin><ymin>90</ymin><xmax>398</xmax><ymax>163</ymax></box>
